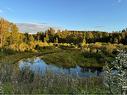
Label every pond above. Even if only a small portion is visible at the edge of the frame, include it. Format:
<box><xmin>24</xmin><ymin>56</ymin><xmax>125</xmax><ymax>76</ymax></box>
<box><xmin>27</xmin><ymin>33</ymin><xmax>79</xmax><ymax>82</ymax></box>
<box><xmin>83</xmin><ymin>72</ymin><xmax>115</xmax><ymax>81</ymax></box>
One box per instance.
<box><xmin>18</xmin><ymin>57</ymin><xmax>103</xmax><ymax>77</ymax></box>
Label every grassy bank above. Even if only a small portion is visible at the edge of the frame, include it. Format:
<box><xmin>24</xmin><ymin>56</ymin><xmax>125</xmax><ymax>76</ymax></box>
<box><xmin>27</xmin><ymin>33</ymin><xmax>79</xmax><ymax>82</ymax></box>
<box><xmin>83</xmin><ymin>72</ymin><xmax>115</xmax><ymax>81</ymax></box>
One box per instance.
<box><xmin>0</xmin><ymin>47</ymin><xmax>61</xmax><ymax>64</ymax></box>
<box><xmin>0</xmin><ymin>47</ymin><xmax>113</xmax><ymax>68</ymax></box>
<box><xmin>0</xmin><ymin>52</ymin><xmax>37</xmax><ymax>64</ymax></box>
<box><xmin>42</xmin><ymin>48</ymin><xmax>112</xmax><ymax>68</ymax></box>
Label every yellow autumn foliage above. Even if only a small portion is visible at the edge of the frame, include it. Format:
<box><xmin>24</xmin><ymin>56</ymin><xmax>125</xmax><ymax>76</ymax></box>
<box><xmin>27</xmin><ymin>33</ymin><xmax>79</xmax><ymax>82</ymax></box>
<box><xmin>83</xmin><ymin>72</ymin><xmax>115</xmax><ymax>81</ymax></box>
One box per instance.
<box><xmin>19</xmin><ymin>43</ymin><xmax>29</xmax><ymax>52</ymax></box>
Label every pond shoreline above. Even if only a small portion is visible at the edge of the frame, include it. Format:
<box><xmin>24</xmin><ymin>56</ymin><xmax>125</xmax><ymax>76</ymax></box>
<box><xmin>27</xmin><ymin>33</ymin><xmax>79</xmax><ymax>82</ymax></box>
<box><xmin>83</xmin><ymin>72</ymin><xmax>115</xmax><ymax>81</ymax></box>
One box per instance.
<box><xmin>18</xmin><ymin>57</ymin><xmax>103</xmax><ymax>78</ymax></box>
<box><xmin>0</xmin><ymin>48</ymin><xmax>106</xmax><ymax>69</ymax></box>
<box><xmin>0</xmin><ymin>48</ymin><xmax>108</xmax><ymax>94</ymax></box>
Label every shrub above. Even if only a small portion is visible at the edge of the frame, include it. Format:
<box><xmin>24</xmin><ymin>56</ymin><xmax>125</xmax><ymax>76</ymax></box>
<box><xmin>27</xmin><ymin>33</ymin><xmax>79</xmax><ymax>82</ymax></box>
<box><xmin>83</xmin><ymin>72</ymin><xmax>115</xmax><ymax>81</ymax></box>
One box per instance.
<box><xmin>29</xmin><ymin>41</ymin><xmax>36</xmax><ymax>49</ymax></box>
<box><xmin>19</xmin><ymin>43</ymin><xmax>29</xmax><ymax>52</ymax></box>
<box><xmin>102</xmin><ymin>43</ymin><xmax>116</xmax><ymax>55</ymax></box>
<box><xmin>94</xmin><ymin>42</ymin><xmax>102</xmax><ymax>49</ymax></box>
<box><xmin>104</xmin><ymin>50</ymin><xmax>127</xmax><ymax>94</ymax></box>
<box><xmin>48</xmin><ymin>43</ymin><xmax>54</xmax><ymax>46</ymax></box>
<box><xmin>59</xmin><ymin>43</ymin><xmax>75</xmax><ymax>49</ymax></box>
<box><xmin>0</xmin><ymin>48</ymin><xmax>16</xmax><ymax>55</ymax></box>
<box><xmin>83</xmin><ymin>48</ymin><xmax>90</xmax><ymax>52</ymax></box>
<box><xmin>90</xmin><ymin>48</ymin><xmax>97</xmax><ymax>53</ymax></box>
<box><xmin>9</xmin><ymin>44</ymin><xmax>19</xmax><ymax>51</ymax></box>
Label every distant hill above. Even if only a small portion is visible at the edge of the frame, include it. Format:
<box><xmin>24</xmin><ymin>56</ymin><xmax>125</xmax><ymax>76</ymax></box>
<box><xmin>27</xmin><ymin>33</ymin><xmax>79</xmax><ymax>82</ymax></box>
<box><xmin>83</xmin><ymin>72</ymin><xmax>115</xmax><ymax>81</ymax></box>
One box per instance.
<box><xmin>16</xmin><ymin>23</ymin><xmax>64</xmax><ymax>34</ymax></box>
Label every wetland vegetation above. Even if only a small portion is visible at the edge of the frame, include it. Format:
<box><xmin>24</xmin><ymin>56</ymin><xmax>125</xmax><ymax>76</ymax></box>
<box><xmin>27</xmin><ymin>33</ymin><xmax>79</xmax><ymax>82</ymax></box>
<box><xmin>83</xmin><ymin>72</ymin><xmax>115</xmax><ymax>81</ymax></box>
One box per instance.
<box><xmin>0</xmin><ymin>18</ymin><xmax>127</xmax><ymax>94</ymax></box>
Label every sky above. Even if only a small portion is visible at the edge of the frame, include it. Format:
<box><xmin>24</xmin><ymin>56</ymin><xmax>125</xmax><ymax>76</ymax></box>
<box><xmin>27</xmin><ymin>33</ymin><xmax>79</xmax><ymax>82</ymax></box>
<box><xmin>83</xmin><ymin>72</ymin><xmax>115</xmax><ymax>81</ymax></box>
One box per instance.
<box><xmin>0</xmin><ymin>0</ymin><xmax>127</xmax><ymax>32</ymax></box>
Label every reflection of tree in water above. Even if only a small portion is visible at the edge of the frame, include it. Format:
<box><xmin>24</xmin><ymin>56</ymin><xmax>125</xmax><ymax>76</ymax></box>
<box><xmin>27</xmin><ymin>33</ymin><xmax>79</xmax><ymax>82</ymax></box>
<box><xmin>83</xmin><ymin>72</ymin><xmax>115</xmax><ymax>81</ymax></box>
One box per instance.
<box><xmin>80</xmin><ymin>67</ymin><xmax>102</xmax><ymax>76</ymax></box>
<box><xmin>19</xmin><ymin>57</ymin><xmax>103</xmax><ymax>78</ymax></box>
<box><xmin>80</xmin><ymin>67</ymin><xmax>94</xmax><ymax>73</ymax></box>
<box><xmin>22</xmin><ymin>57</ymin><xmax>37</xmax><ymax>64</ymax></box>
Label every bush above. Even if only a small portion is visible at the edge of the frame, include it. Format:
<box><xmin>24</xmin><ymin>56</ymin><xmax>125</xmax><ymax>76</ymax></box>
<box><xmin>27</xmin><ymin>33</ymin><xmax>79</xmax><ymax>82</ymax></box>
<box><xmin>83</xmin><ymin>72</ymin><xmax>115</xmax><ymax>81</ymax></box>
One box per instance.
<box><xmin>83</xmin><ymin>48</ymin><xmax>90</xmax><ymax>52</ymax></box>
<box><xmin>59</xmin><ymin>43</ymin><xmax>75</xmax><ymax>49</ymax></box>
<box><xmin>104</xmin><ymin>50</ymin><xmax>127</xmax><ymax>94</ymax></box>
<box><xmin>19</xmin><ymin>43</ymin><xmax>29</xmax><ymax>52</ymax></box>
<box><xmin>35</xmin><ymin>44</ymin><xmax>43</xmax><ymax>50</ymax></box>
<box><xmin>0</xmin><ymin>48</ymin><xmax>16</xmax><ymax>55</ymax></box>
<box><xmin>90</xmin><ymin>48</ymin><xmax>97</xmax><ymax>53</ymax></box>
<box><xmin>94</xmin><ymin>42</ymin><xmax>102</xmax><ymax>49</ymax></box>
<box><xmin>9</xmin><ymin>44</ymin><xmax>19</xmax><ymax>51</ymax></box>
<box><xmin>102</xmin><ymin>43</ymin><xmax>116</xmax><ymax>55</ymax></box>
<box><xmin>29</xmin><ymin>41</ymin><xmax>36</xmax><ymax>49</ymax></box>
<box><xmin>42</xmin><ymin>46</ymin><xmax>55</xmax><ymax>50</ymax></box>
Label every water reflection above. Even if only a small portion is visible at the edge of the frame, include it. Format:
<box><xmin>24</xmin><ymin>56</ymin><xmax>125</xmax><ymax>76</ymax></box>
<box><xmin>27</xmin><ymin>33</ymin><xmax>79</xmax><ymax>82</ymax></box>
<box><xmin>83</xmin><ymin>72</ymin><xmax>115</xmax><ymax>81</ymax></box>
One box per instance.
<box><xmin>19</xmin><ymin>57</ymin><xmax>102</xmax><ymax>77</ymax></box>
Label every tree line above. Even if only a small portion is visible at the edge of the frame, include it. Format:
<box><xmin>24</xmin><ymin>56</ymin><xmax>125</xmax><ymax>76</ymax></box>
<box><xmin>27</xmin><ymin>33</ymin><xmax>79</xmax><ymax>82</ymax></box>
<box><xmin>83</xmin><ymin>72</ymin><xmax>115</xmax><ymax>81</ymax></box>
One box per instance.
<box><xmin>36</xmin><ymin>28</ymin><xmax>127</xmax><ymax>45</ymax></box>
<box><xmin>1</xmin><ymin>18</ymin><xmax>127</xmax><ymax>51</ymax></box>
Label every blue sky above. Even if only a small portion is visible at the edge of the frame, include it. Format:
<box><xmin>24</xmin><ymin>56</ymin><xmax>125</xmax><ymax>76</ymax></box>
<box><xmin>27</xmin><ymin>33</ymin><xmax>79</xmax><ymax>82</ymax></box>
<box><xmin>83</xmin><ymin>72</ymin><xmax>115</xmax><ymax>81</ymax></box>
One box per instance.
<box><xmin>0</xmin><ymin>0</ymin><xmax>127</xmax><ymax>32</ymax></box>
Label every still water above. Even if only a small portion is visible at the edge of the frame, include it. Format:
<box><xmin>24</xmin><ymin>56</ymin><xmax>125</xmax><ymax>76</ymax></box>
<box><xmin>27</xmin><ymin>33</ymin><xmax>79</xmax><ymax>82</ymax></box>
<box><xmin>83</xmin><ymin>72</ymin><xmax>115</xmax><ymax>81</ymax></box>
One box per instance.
<box><xmin>19</xmin><ymin>57</ymin><xmax>102</xmax><ymax>77</ymax></box>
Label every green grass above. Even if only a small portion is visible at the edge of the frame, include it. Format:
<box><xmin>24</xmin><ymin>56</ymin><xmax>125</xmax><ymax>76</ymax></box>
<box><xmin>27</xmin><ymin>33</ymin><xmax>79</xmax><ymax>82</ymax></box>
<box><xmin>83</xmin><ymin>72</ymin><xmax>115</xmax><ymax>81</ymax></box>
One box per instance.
<box><xmin>42</xmin><ymin>49</ymin><xmax>106</xmax><ymax>68</ymax></box>
<box><xmin>0</xmin><ymin>47</ymin><xmax>61</xmax><ymax>64</ymax></box>
<box><xmin>0</xmin><ymin>52</ymin><xmax>40</xmax><ymax>64</ymax></box>
<box><xmin>0</xmin><ymin>46</ymin><xmax>113</xmax><ymax>69</ymax></box>
<box><xmin>42</xmin><ymin>50</ymin><xmax>77</xmax><ymax>68</ymax></box>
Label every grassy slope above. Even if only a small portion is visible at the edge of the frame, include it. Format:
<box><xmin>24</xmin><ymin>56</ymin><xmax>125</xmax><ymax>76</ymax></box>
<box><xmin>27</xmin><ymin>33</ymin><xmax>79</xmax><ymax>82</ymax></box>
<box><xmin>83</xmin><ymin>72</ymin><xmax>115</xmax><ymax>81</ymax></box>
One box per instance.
<box><xmin>42</xmin><ymin>49</ymin><xmax>106</xmax><ymax>68</ymax></box>
<box><xmin>0</xmin><ymin>52</ymin><xmax>35</xmax><ymax>64</ymax></box>
<box><xmin>0</xmin><ymin>47</ymin><xmax>62</xmax><ymax>64</ymax></box>
<box><xmin>0</xmin><ymin>47</ymin><xmax>111</xmax><ymax>68</ymax></box>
